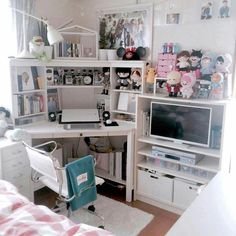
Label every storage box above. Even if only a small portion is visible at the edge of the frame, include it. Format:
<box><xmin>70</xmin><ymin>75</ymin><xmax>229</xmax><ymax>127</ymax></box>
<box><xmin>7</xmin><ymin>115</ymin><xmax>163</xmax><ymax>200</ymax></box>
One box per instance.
<box><xmin>173</xmin><ymin>178</ymin><xmax>201</xmax><ymax>209</ymax></box>
<box><xmin>137</xmin><ymin>168</ymin><xmax>174</xmax><ymax>203</ymax></box>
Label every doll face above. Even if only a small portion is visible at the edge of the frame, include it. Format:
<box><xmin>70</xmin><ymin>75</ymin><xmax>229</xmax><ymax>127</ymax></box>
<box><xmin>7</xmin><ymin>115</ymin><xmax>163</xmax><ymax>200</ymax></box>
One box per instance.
<box><xmin>167</xmin><ymin>76</ymin><xmax>180</xmax><ymax>85</ymax></box>
<box><xmin>178</xmin><ymin>55</ymin><xmax>189</xmax><ymax>62</ymax></box>
<box><xmin>201</xmin><ymin>56</ymin><xmax>211</xmax><ymax>68</ymax></box>
<box><xmin>118</xmin><ymin>72</ymin><xmax>130</xmax><ymax>78</ymax></box>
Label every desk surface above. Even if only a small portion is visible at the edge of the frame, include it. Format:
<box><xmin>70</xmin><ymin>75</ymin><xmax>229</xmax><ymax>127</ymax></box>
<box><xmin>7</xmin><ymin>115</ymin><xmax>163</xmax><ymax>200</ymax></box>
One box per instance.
<box><xmin>166</xmin><ymin>171</ymin><xmax>236</xmax><ymax>236</ymax></box>
<box><xmin>23</xmin><ymin>121</ymin><xmax>135</xmax><ymax>138</ymax></box>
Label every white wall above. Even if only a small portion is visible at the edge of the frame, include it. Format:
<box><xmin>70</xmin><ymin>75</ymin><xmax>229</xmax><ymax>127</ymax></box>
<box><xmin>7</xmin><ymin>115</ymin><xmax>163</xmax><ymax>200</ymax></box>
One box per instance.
<box><xmin>35</xmin><ymin>0</ymin><xmax>236</xmax><ymax>66</ymax></box>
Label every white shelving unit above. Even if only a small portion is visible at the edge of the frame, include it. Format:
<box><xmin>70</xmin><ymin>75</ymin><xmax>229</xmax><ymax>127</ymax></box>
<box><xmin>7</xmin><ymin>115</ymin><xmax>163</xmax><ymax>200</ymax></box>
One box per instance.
<box><xmin>135</xmin><ymin>93</ymin><xmax>231</xmax><ymax>213</ymax></box>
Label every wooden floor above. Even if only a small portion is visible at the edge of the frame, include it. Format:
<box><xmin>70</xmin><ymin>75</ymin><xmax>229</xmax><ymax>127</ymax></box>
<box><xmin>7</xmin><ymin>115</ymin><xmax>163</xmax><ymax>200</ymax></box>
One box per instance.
<box><xmin>34</xmin><ymin>182</ymin><xmax>179</xmax><ymax>236</ymax></box>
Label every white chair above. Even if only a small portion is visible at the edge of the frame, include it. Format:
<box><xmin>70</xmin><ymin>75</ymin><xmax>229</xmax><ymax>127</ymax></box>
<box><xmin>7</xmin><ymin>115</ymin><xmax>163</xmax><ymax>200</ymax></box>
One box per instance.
<box><xmin>23</xmin><ymin>141</ymin><xmax>105</xmax><ymax>227</ymax></box>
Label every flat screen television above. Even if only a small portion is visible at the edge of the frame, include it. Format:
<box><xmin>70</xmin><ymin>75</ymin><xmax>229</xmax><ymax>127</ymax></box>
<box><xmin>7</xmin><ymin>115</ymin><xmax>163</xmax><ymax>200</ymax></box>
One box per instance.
<box><xmin>150</xmin><ymin>102</ymin><xmax>212</xmax><ymax>147</ymax></box>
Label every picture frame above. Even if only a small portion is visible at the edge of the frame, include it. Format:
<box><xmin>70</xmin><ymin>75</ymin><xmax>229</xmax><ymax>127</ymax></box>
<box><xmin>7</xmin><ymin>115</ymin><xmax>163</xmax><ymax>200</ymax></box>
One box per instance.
<box><xmin>166</xmin><ymin>13</ymin><xmax>180</xmax><ymax>24</ymax></box>
<box><xmin>47</xmin><ymin>88</ymin><xmax>60</xmax><ymax>113</ymax></box>
<box><xmin>17</xmin><ymin>67</ymin><xmax>35</xmax><ymax>91</ymax></box>
<box><xmin>201</xmin><ymin>0</ymin><xmax>213</xmax><ymax>20</ymax></box>
<box><xmin>218</xmin><ymin>0</ymin><xmax>231</xmax><ymax>18</ymax></box>
<box><xmin>97</xmin><ymin>3</ymin><xmax>153</xmax><ymax>59</ymax></box>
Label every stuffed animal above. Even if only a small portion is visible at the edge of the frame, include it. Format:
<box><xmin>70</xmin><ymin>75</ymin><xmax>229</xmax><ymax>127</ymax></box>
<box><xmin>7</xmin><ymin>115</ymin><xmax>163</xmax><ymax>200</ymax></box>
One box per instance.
<box><xmin>130</xmin><ymin>68</ymin><xmax>142</xmax><ymax>90</ymax></box>
<box><xmin>146</xmin><ymin>67</ymin><xmax>156</xmax><ymax>92</ymax></box>
<box><xmin>189</xmin><ymin>49</ymin><xmax>203</xmax><ymax>79</ymax></box>
<box><xmin>116</xmin><ymin>46</ymin><xmax>146</xmax><ymax>60</ymax></box>
<box><xmin>166</xmin><ymin>71</ymin><xmax>181</xmax><ymax>97</ymax></box>
<box><xmin>176</xmin><ymin>50</ymin><xmax>190</xmax><ymax>72</ymax></box>
<box><xmin>209</xmin><ymin>72</ymin><xmax>224</xmax><ymax>100</ymax></box>
<box><xmin>200</xmin><ymin>51</ymin><xmax>217</xmax><ymax>81</ymax></box>
<box><xmin>180</xmin><ymin>72</ymin><xmax>196</xmax><ymax>99</ymax></box>
<box><xmin>115</xmin><ymin>67</ymin><xmax>132</xmax><ymax>90</ymax></box>
<box><xmin>215</xmin><ymin>53</ymin><xmax>232</xmax><ymax>74</ymax></box>
<box><xmin>196</xmin><ymin>79</ymin><xmax>211</xmax><ymax>99</ymax></box>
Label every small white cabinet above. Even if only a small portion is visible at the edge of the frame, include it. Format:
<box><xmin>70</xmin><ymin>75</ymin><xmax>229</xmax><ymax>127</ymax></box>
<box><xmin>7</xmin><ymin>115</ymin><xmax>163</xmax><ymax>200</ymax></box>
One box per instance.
<box><xmin>0</xmin><ymin>138</ymin><xmax>32</xmax><ymax>201</ymax></box>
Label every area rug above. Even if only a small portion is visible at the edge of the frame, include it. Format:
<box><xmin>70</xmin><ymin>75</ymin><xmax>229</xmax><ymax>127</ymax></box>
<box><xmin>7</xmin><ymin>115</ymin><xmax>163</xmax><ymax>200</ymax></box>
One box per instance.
<box><xmin>68</xmin><ymin>194</ymin><xmax>154</xmax><ymax>236</ymax></box>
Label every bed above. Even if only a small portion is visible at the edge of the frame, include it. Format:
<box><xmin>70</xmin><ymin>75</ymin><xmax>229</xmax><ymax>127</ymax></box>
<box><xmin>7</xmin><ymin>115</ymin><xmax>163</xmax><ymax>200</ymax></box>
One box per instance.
<box><xmin>0</xmin><ymin>180</ymin><xmax>113</xmax><ymax>236</ymax></box>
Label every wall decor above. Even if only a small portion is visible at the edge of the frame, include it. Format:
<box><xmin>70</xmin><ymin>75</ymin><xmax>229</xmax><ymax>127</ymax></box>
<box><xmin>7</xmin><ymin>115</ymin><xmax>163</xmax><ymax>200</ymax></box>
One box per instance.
<box><xmin>97</xmin><ymin>3</ymin><xmax>153</xmax><ymax>56</ymax></box>
<box><xmin>166</xmin><ymin>13</ymin><xmax>180</xmax><ymax>24</ymax></box>
<box><xmin>201</xmin><ymin>0</ymin><xmax>213</xmax><ymax>20</ymax></box>
<box><xmin>218</xmin><ymin>0</ymin><xmax>231</xmax><ymax>18</ymax></box>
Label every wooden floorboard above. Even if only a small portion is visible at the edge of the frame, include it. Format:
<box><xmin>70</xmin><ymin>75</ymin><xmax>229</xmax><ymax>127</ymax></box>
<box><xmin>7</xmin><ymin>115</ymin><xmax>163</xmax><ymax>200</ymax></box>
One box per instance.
<box><xmin>34</xmin><ymin>183</ymin><xmax>180</xmax><ymax>236</ymax></box>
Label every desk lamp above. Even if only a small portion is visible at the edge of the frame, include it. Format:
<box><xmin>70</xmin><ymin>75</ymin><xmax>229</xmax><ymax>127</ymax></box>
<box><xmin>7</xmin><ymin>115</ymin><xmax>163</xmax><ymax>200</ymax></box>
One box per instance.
<box><xmin>11</xmin><ymin>7</ymin><xmax>63</xmax><ymax>58</ymax></box>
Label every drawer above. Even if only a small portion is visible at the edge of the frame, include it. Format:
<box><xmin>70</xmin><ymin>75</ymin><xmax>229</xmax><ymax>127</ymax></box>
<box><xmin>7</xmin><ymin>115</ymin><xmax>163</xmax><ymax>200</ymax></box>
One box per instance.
<box><xmin>158</xmin><ymin>59</ymin><xmax>168</xmax><ymax>66</ymax></box>
<box><xmin>2</xmin><ymin>143</ymin><xmax>27</xmax><ymax>162</ymax></box>
<box><xmin>158</xmin><ymin>53</ymin><xmax>169</xmax><ymax>59</ymax></box>
<box><xmin>137</xmin><ymin>168</ymin><xmax>174</xmax><ymax>203</ymax></box>
<box><xmin>3</xmin><ymin>156</ymin><xmax>28</xmax><ymax>172</ymax></box>
<box><xmin>173</xmin><ymin>178</ymin><xmax>200</xmax><ymax>209</ymax></box>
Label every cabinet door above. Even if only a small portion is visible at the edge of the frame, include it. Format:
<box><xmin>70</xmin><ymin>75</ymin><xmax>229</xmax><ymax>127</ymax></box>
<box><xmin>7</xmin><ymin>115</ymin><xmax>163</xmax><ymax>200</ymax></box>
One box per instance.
<box><xmin>137</xmin><ymin>169</ymin><xmax>173</xmax><ymax>203</ymax></box>
<box><xmin>173</xmin><ymin>178</ymin><xmax>199</xmax><ymax>209</ymax></box>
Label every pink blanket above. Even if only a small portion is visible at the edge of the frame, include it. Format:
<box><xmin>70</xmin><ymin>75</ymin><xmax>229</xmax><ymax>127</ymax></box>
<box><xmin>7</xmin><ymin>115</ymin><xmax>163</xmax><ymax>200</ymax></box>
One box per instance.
<box><xmin>0</xmin><ymin>180</ymin><xmax>113</xmax><ymax>236</ymax></box>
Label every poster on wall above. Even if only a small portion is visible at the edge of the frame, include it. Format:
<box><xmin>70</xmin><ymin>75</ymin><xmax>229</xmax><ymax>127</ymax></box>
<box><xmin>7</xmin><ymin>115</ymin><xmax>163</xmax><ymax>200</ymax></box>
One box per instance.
<box><xmin>218</xmin><ymin>0</ymin><xmax>231</xmax><ymax>18</ymax></box>
<box><xmin>166</xmin><ymin>13</ymin><xmax>180</xmax><ymax>24</ymax></box>
<box><xmin>201</xmin><ymin>0</ymin><xmax>213</xmax><ymax>20</ymax></box>
<box><xmin>97</xmin><ymin>4</ymin><xmax>153</xmax><ymax>51</ymax></box>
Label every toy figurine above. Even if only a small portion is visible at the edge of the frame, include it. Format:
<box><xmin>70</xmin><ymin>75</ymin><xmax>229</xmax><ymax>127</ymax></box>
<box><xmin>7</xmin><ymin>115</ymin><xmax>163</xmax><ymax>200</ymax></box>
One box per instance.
<box><xmin>196</xmin><ymin>79</ymin><xmax>211</xmax><ymax>99</ymax></box>
<box><xmin>189</xmin><ymin>49</ymin><xmax>203</xmax><ymax>79</ymax></box>
<box><xmin>215</xmin><ymin>53</ymin><xmax>232</xmax><ymax>74</ymax></box>
<box><xmin>100</xmin><ymin>68</ymin><xmax>110</xmax><ymax>95</ymax></box>
<box><xmin>200</xmin><ymin>51</ymin><xmax>217</xmax><ymax>81</ymax></box>
<box><xmin>180</xmin><ymin>72</ymin><xmax>196</xmax><ymax>99</ymax></box>
<box><xmin>130</xmin><ymin>68</ymin><xmax>142</xmax><ymax>90</ymax></box>
<box><xmin>166</xmin><ymin>71</ymin><xmax>181</xmax><ymax>97</ymax></box>
<box><xmin>146</xmin><ymin>67</ymin><xmax>156</xmax><ymax>93</ymax></box>
<box><xmin>176</xmin><ymin>50</ymin><xmax>190</xmax><ymax>72</ymax></box>
<box><xmin>209</xmin><ymin>72</ymin><xmax>224</xmax><ymax>100</ymax></box>
<box><xmin>116</xmin><ymin>67</ymin><xmax>132</xmax><ymax>90</ymax></box>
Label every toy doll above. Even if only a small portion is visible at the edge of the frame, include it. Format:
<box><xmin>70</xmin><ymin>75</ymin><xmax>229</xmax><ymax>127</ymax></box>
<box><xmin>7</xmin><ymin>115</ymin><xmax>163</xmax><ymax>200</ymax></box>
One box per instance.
<box><xmin>130</xmin><ymin>68</ymin><xmax>142</xmax><ymax>90</ymax></box>
<box><xmin>100</xmin><ymin>68</ymin><xmax>110</xmax><ymax>95</ymax></box>
<box><xmin>196</xmin><ymin>79</ymin><xmax>211</xmax><ymax>99</ymax></box>
<box><xmin>200</xmin><ymin>51</ymin><xmax>217</xmax><ymax>81</ymax></box>
<box><xmin>116</xmin><ymin>67</ymin><xmax>132</xmax><ymax>90</ymax></box>
<box><xmin>166</xmin><ymin>71</ymin><xmax>181</xmax><ymax>97</ymax></box>
<box><xmin>209</xmin><ymin>72</ymin><xmax>224</xmax><ymax>100</ymax></box>
<box><xmin>189</xmin><ymin>49</ymin><xmax>202</xmax><ymax>79</ymax></box>
<box><xmin>146</xmin><ymin>67</ymin><xmax>156</xmax><ymax>93</ymax></box>
<box><xmin>176</xmin><ymin>50</ymin><xmax>190</xmax><ymax>72</ymax></box>
<box><xmin>180</xmin><ymin>72</ymin><xmax>196</xmax><ymax>99</ymax></box>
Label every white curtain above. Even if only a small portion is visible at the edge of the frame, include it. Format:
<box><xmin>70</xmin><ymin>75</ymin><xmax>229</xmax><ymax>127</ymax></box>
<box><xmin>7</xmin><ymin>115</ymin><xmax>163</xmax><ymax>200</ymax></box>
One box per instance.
<box><xmin>9</xmin><ymin>0</ymin><xmax>37</xmax><ymax>55</ymax></box>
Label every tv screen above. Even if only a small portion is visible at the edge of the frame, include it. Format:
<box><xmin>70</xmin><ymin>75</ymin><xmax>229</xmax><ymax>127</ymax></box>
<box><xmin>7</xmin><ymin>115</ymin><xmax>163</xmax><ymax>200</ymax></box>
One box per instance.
<box><xmin>150</xmin><ymin>102</ymin><xmax>212</xmax><ymax>147</ymax></box>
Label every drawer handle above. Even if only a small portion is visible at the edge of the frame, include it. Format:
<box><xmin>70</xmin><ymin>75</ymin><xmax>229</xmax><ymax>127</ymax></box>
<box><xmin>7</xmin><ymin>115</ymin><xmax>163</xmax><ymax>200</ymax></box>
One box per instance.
<box><xmin>150</xmin><ymin>175</ymin><xmax>159</xmax><ymax>179</ymax></box>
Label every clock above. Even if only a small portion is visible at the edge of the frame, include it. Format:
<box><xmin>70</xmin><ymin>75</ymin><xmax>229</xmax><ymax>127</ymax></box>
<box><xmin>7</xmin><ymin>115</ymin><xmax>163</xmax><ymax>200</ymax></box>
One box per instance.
<box><xmin>83</xmin><ymin>75</ymin><xmax>93</xmax><ymax>85</ymax></box>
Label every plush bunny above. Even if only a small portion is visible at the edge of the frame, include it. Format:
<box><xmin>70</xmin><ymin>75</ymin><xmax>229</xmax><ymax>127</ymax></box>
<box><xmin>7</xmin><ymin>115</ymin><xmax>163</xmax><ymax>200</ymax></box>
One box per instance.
<box><xmin>180</xmin><ymin>72</ymin><xmax>196</xmax><ymax>99</ymax></box>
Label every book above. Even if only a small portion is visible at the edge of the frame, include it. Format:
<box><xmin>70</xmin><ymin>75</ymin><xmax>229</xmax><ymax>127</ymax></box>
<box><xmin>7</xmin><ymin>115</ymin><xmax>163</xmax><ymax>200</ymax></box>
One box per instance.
<box><xmin>17</xmin><ymin>75</ymin><xmax>23</xmax><ymax>92</ymax></box>
<box><xmin>117</xmin><ymin>92</ymin><xmax>129</xmax><ymax>111</ymax></box>
<box><xmin>31</xmin><ymin>67</ymin><xmax>39</xmax><ymax>89</ymax></box>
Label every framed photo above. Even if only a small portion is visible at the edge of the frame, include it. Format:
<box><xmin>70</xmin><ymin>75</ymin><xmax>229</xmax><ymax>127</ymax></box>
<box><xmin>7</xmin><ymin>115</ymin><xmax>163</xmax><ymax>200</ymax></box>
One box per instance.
<box><xmin>166</xmin><ymin>13</ymin><xmax>180</xmax><ymax>24</ymax></box>
<box><xmin>97</xmin><ymin>3</ymin><xmax>153</xmax><ymax>55</ymax></box>
<box><xmin>201</xmin><ymin>0</ymin><xmax>213</xmax><ymax>20</ymax></box>
<box><xmin>17</xmin><ymin>67</ymin><xmax>35</xmax><ymax>91</ymax></box>
<box><xmin>218</xmin><ymin>0</ymin><xmax>231</xmax><ymax>18</ymax></box>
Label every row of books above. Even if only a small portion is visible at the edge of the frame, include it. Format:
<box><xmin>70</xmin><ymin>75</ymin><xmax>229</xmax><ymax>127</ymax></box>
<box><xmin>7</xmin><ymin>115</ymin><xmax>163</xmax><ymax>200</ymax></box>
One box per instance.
<box><xmin>55</xmin><ymin>41</ymin><xmax>83</xmax><ymax>58</ymax></box>
<box><xmin>17</xmin><ymin>94</ymin><xmax>44</xmax><ymax>116</ymax></box>
<box><xmin>93</xmin><ymin>151</ymin><xmax>127</xmax><ymax>181</ymax></box>
<box><xmin>17</xmin><ymin>67</ymin><xmax>43</xmax><ymax>91</ymax></box>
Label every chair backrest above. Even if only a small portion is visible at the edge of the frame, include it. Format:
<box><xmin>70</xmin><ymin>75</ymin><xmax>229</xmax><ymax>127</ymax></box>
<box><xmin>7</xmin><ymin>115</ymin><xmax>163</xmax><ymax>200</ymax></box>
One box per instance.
<box><xmin>24</xmin><ymin>142</ymin><xmax>60</xmax><ymax>183</ymax></box>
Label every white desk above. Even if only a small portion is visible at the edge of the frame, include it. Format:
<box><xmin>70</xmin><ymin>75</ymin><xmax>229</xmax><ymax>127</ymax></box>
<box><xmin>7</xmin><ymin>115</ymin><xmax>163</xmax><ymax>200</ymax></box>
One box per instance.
<box><xmin>23</xmin><ymin>121</ymin><xmax>135</xmax><ymax>202</ymax></box>
<box><xmin>166</xmin><ymin>171</ymin><xmax>236</xmax><ymax>236</ymax></box>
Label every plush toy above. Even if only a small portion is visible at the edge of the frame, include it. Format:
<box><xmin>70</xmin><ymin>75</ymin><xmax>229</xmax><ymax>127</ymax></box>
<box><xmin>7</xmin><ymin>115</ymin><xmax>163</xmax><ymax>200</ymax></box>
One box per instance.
<box><xmin>209</xmin><ymin>72</ymin><xmax>224</xmax><ymax>100</ymax></box>
<box><xmin>130</xmin><ymin>68</ymin><xmax>142</xmax><ymax>90</ymax></box>
<box><xmin>176</xmin><ymin>50</ymin><xmax>190</xmax><ymax>72</ymax></box>
<box><xmin>189</xmin><ymin>49</ymin><xmax>203</xmax><ymax>79</ymax></box>
<box><xmin>200</xmin><ymin>51</ymin><xmax>217</xmax><ymax>81</ymax></box>
<box><xmin>116</xmin><ymin>47</ymin><xmax>146</xmax><ymax>60</ymax></box>
<box><xmin>166</xmin><ymin>71</ymin><xmax>181</xmax><ymax>97</ymax></box>
<box><xmin>215</xmin><ymin>53</ymin><xmax>232</xmax><ymax>74</ymax></box>
<box><xmin>180</xmin><ymin>72</ymin><xmax>196</xmax><ymax>99</ymax></box>
<box><xmin>116</xmin><ymin>67</ymin><xmax>132</xmax><ymax>90</ymax></box>
<box><xmin>196</xmin><ymin>79</ymin><xmax>211</xmax><ymax>99</ymax></box>
<box><xmin>146</xmin><ymin>67</ymin><xmax>156</xmax><ymax>92</ymax></box>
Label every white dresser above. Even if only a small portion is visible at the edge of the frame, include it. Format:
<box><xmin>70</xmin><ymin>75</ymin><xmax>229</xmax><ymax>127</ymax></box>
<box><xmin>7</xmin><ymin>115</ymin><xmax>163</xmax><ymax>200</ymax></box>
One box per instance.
<box><xmin>0</xmin><ymin>138</ymin><xmax>33</xmax><ymax>201</ymax></box>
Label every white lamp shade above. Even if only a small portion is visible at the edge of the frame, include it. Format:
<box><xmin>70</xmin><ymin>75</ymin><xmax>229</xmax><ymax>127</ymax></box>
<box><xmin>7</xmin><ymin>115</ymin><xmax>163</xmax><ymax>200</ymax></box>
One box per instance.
<box><xmin>47</xmin><ymin>24</ymin><xmax>63</xmax><ymax>45</ymax></box>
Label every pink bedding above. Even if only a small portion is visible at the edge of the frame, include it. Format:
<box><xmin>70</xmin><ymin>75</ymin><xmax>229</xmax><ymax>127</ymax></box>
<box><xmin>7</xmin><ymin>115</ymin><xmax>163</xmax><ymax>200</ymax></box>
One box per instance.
<box><xmin>0</xmin><ymin>180</ymin><xmax>113</xmax><ymax>236</ymax></box>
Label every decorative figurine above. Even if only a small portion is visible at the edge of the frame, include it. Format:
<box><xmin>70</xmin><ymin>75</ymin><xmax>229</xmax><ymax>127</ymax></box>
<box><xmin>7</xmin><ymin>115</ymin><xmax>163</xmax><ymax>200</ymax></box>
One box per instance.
<box><xmin>115</xmin><ymin>67</ymin><xmax>132</xmax><ymax>90</ymax></box>
<box><xmin>166</xmin><ymin>71</ymin><xmax>181</xmax><ymax>97</ymax></box>
<box><xmin>130</xmin><ymin>68</ymin><xmax>142</xmax><ymax>90</ymax></box>
<box><xmin>176</xmin><ymin>50</ymin><xmax>190</xmax><ymax>72</ymax></box>
<box><xmin>200</xmin><ymin>51</ymin><xmax>217</xmax><ymax>81</ymax></box>
<box><xmin>189</xmin><ymin>49</ymin><xmax>203</xmax><ymax>79</ymax></box>
<box><xmin>146</xmin><ymin>67</ymin><xmax>156</xmax><ymax>93</ymax></box>
<box><xmin>209</xmin><ymin>72</ymin><xmax>224</xmax><ymax>100</ymax></box>
<box><xmin>180</xmin><ymin>72</ymin><xmax>196</xmax><ymax>99</ymax></box>
<box><xmin>100</xmin><ymin>68</ymin><xmax>110</xmax><ymax>95</ymax></box>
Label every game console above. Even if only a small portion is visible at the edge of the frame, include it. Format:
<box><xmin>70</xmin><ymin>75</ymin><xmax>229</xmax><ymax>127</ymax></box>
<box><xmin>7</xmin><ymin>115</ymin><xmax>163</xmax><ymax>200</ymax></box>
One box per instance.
<box><xmin>151</xmin><ymin>146</ymin><xmax>203</xmax><ymax>165</ymax></box>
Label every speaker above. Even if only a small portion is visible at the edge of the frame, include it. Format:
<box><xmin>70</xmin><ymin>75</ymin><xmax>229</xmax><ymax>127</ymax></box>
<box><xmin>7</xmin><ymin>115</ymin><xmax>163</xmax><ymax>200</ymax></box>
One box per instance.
<box><xmin>48</xmin><ymin>112</ymin><xmax>57</xmax><ymax>122</ymax></box>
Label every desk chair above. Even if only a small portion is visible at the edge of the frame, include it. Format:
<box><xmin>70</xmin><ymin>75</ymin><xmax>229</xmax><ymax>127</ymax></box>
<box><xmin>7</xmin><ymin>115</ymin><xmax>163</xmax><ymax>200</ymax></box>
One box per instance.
<box><xmin>23</xmin><ymin>141</ymin><xmax>105</xmax><ymax>228</ymax></box>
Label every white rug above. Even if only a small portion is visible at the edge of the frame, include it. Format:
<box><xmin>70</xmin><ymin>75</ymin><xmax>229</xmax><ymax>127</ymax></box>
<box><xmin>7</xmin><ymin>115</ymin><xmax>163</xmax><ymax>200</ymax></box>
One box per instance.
<box><xmin>68</xmin><ymin>194</ymin><xmax>154</xmax><ymax>236</ymax></box>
